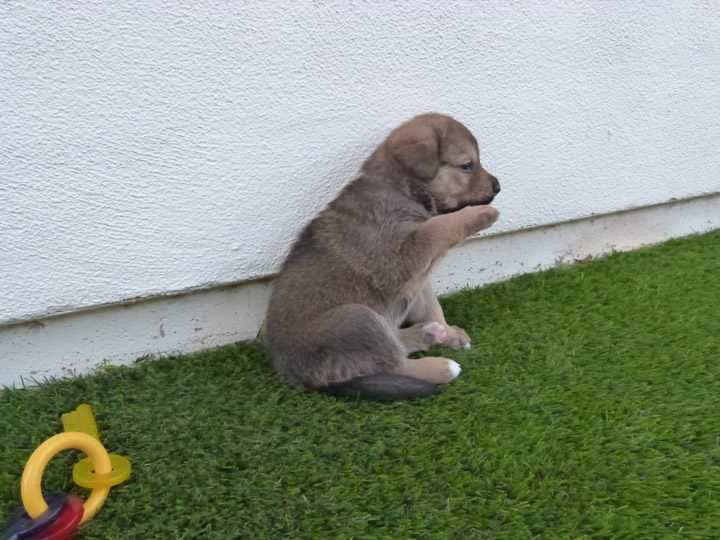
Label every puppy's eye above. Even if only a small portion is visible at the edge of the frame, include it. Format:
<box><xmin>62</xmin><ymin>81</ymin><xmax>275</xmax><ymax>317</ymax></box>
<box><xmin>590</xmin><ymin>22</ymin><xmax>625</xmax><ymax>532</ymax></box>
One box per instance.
<box><xmin>460</xmin><ymin>162</ymin><xmax>473</xmax><ymax>172</ymax></box>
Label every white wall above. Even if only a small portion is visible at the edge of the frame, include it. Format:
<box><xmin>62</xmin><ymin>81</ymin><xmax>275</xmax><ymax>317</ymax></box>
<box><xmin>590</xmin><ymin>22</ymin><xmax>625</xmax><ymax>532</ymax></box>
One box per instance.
<box><xmin>2</xmin><ymin>1</ymin><xmax>720</xmax><ymax>326</ymax></box>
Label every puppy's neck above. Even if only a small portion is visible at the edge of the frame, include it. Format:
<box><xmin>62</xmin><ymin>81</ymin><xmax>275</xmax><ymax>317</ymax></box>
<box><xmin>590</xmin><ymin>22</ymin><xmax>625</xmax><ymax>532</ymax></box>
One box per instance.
<box><xmin>406</xmin><ymin>180</ymin><xmax>437</xmax><ymax>216</ymax></box>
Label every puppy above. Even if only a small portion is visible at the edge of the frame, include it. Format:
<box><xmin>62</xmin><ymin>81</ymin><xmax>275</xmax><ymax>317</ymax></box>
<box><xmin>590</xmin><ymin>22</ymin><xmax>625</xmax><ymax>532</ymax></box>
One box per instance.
<box><xmin>266</xmin><ymin>113</ymin><xmax>500</xmax><ymax>401</ymax></box>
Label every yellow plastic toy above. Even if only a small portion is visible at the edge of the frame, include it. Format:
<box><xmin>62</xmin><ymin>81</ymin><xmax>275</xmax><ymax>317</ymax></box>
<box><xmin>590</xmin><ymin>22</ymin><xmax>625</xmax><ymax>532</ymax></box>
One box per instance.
<box><xmin>19</xmin><ymin>404</ymin><xmax>131</xmax><ymax>526</ymax></box>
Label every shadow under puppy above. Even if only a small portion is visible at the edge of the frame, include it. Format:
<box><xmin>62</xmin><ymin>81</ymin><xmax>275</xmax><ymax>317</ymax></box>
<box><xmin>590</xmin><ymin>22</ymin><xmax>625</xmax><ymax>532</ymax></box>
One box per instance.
<box><xmin>266</xmin><ymin>113</ymin><xmax>501</xmax><ymax>401</ymax></box>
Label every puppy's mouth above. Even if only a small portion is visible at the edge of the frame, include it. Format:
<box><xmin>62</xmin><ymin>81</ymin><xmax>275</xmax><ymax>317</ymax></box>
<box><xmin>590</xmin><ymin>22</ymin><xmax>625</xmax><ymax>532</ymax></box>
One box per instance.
<box><xmin>438</xmin><ymin>195</ymin><xmax>495</xmax><ymax>214</ymax></box>
<box><xmin>463</xmin><ymin>195</ymin><xmax>495</xmax><ymax>207</ymax></box>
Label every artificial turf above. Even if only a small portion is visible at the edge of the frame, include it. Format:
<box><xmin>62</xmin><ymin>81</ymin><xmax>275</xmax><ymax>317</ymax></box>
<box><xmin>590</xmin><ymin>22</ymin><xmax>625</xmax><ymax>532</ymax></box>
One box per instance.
<box><xmin>2</xmin><ymin>229</ymin><xmax>720</xmax><ymax>539</ymax></box>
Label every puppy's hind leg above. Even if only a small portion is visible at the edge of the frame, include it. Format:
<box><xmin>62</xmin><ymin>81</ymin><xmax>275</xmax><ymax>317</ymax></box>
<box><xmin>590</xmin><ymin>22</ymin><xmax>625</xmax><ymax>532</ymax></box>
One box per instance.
<box><xmin>300</xmin><ymin>304</ymin><xmax>404</xmax><ymax>387</ymax></box>
<box><xmin>311</xmin><ymin>304</ymin><xmax>451</xmax><ymax>401</ymax></box>
<box><xmin>392</xmin><ymin>356</ymin><xmax>461</xmax><ymax>384</ymax></box>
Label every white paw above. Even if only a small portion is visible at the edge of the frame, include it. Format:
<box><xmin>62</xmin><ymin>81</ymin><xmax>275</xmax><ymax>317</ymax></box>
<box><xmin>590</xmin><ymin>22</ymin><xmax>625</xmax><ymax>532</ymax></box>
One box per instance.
<box><xmin>448</xmin><ymin>360</ymin><xmax>461</xmax><ymax>379</ymax></box>
<box><xmin>464</xmin><ymin>342</ymin><xmax>471</xmax><ymax>350</ymax></box>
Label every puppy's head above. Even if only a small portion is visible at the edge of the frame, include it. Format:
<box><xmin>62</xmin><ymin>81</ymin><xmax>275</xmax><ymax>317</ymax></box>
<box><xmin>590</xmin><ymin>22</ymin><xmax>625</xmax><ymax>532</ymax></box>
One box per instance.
<box><xmin>377</xmin><ymin>113</ymin><xmax>500</xmax><ymax>213</ymax></box>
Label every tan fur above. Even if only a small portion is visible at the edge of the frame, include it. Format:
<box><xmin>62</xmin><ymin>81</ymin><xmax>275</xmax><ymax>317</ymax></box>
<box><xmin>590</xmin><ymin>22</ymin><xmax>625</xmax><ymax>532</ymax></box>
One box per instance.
<box><xmin>265</xmin><ymin>113</ymin><xmax>500</xmax><ymax>393</ymax></box>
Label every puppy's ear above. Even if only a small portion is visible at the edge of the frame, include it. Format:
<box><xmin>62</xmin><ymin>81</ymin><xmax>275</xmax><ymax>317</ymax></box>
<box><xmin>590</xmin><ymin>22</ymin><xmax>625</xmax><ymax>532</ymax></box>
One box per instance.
<box><xmin>390</xmin><ymin>124</ymin><xmax>439</xmax><ymax>180</ymax></box>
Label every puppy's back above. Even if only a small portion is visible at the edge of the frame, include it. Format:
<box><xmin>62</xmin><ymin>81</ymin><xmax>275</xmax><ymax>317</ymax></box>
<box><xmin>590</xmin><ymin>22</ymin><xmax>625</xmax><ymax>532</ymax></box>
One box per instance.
<box><xmin>268</xmin><ymin>176</ymin><xmax>428</xmax><ymax>328</ymax></box>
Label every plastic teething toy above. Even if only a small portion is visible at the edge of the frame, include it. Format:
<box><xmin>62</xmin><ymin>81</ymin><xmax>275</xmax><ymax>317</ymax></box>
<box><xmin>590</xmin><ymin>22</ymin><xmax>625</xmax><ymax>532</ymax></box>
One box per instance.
<box><xmin>2</xmin><ymin>405</ymin><xmax>131</xmax><ymax>540</ymax></box>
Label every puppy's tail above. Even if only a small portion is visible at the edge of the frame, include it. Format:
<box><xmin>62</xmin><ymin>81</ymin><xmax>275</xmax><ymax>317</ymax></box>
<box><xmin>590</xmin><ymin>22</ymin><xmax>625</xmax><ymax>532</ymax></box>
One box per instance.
<box><xmin>322</xmin><ymin>374</ymin><xmax>438</xmax><ymax>401</ymax></box>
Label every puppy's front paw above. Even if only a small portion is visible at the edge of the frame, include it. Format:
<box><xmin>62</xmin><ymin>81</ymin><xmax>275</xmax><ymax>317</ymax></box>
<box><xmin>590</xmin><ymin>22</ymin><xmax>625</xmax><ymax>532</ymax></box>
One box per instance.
<box><xmin>444</xmin><ymin>326</ymin><xmax>472</xmax><ymax>350</ymax></box>
<box><xmin>461</xmin><ymin>205</ymin><xmax>500</xmax><ymax>236</ymax></box>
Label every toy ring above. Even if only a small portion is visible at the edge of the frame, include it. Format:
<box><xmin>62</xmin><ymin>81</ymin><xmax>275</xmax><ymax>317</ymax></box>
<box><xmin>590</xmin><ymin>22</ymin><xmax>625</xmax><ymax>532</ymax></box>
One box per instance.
<box><xmin>21</xmin><ymin>432</ymin><xmax>112</xmax><ymax>525</ymax></box>
<box><xmin>73</xmin><ymin>454</ymin><xmax>132</xmax><ymax>488</ymax></box>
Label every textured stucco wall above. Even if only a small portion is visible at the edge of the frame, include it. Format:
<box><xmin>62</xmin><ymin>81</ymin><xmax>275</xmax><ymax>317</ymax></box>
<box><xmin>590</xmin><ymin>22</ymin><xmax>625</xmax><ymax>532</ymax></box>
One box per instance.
<box><xmin>2</xmin><ymin>1</ymin><xmax>720</xmax><ymax>325</ymax></box>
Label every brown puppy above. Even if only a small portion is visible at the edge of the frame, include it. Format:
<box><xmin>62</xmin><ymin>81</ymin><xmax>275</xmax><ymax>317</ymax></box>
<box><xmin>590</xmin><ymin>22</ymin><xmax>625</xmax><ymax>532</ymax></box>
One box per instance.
<box><xmin>266</xmin><ymin>113</ymin><xmax>500</xmax><ymax>400</ymax></box>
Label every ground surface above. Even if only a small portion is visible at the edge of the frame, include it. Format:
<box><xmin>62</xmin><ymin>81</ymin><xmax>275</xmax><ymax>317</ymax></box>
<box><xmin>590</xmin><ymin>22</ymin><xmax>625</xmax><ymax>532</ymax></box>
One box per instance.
<box><xmin>2</xmin><ymin>229</ymin><xmax>719</xmax><ymax>539</ymax></box>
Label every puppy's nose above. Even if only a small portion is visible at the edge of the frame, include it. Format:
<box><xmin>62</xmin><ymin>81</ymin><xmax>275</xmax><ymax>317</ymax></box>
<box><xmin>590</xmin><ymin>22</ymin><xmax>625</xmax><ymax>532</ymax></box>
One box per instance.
<box><xmin>491</xmin><ymin>177</ymin><xmax>501</xmax><ymax>195</ymax></box>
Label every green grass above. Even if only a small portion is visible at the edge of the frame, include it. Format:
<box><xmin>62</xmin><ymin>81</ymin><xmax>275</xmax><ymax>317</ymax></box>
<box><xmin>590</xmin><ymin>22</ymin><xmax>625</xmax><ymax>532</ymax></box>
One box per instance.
<box><xmin>2</xmin><ymin>230</ymin><xmax>720</xmax><ymax>539</ymax></box>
